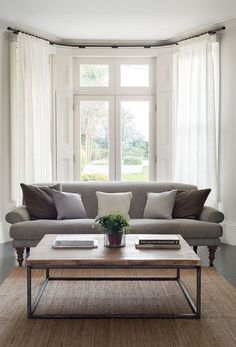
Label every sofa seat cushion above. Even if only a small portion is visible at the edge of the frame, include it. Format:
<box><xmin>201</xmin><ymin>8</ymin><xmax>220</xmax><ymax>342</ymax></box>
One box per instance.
<box><xmin>10</xmin><ymin>219</ymin><xmax>96</xmax><ymax>240</ymax></box>
<box><xmin>10</xmin><ymin>218</ymin><xmax>223</xmax><ymax>241</ymax></box>
<box><xmin>129</xmin><ymin>219</ymin><xmax>223</xmax><ymax>239</ymax></box>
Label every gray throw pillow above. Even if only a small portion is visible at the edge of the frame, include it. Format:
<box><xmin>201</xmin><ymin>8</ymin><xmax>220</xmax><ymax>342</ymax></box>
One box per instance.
<box><xmin>51</xmin><ymin>190</ymin><xmax>87</xmax><ymax>220</ymax></box>
<box><xmin>143</xmin><ymin>190</ymin><xmax>177</xmax><ymax>219</ymax></box>
<box><xmin>20</xmin><ymin>183</ymin><xmax>62</xmax><ymax>220</ymax></box>
<box><xmin>172</xmin><ymin>189</ymin><xmax>211</xmax><ymax>219</ymax></box>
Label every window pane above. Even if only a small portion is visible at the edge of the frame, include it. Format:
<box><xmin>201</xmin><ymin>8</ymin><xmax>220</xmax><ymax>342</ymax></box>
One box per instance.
<box><xmin>80</xmin><ymin>64</ymin><xmax>109</xmax><ymax>87</ymax></box>
<box><xmin>121</xmin><ymin>101</ymin><xmax>149</xmax><ymax>181</ymax></box>
<box><xmin>80</xmin><ymin>101</ymin><xmax>109</xmax><ymax>181</ymax></box>
<box><xmin>120</xmin><ymin>65</ymin><xmax>149</xmax><ymax>87</ymax></box>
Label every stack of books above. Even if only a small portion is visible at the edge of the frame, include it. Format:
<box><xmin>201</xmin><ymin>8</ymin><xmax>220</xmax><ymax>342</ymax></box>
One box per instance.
<box><xmin>135</xmin><ymin>235</ymin><xmax>181</xmax><ymax>249</ymax></box>
<box><xmin>52</xmin><ymin>235</ymin><xmax>98</xmax><ymax>249</ymax></box>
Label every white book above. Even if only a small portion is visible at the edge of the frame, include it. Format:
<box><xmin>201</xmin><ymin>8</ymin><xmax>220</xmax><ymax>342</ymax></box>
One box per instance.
<box><xmin>53</xmin><ymin>235</ymin><xmax>98</xmax><ymax>248</ymax></box>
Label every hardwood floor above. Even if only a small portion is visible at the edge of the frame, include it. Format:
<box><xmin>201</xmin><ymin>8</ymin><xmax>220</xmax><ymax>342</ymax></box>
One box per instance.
<box><xmin>0</xmin><ymin>242</ymin><xmax>17</xmax><ymax>285</ymax></box>
<box><xmin>0</xmin><ymin>241</ymin><xmax>236</xmax><ymax>287</ymax></box>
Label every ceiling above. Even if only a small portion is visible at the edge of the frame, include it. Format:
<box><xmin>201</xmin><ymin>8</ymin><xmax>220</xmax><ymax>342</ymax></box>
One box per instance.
<box><xmin>0</xmin><ymin>0</ymin><xmax>236</xmax><ymax>43</ymax></box>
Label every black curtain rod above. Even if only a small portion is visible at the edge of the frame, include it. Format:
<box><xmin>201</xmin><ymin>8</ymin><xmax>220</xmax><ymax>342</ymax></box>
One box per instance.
<box><xmin>177</xmin><ymin>26</ymin><xmax>225</xmax><ymax>44</ymax></box>
<box><xmin>7</xmin><ymin>26</ymin><xmax>52</xmax><ymax>43</ymax></box>
<box><xmin>7</xmin><ymin>26</ymin><xmax>225</xmax><ymax>48</ymax></box>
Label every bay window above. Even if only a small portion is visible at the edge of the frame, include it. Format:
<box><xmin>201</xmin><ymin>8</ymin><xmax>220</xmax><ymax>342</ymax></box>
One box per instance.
<box><xmin>73</xmin><ymin>57</ymin><xmax>155</xmax><ymax>181</ymax></box>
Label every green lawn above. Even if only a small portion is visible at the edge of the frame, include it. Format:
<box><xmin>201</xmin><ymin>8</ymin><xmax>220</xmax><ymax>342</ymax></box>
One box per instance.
<box><xmin>122</xmin><ymin>166</ymin><xmax>148</xmax><ymax>182</ymax></box>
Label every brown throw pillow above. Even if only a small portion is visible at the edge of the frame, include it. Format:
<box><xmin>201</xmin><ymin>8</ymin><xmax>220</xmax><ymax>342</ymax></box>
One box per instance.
<box><xmin>172</xmin><ymin>189</ymin><xmax>211</xmax><ymax>220</ymax></box>
<box><xmin>20</xmin><ymin>183</ymin><xmax>62</xmax><ymax>220</ymax></box>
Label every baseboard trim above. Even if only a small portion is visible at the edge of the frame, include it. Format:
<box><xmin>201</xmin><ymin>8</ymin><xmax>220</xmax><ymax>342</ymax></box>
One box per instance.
<box><xmin>0</xmin><ymin>222</ymin><xmax>11</xmax><ymax>244</ymax></box>
<box><xmin>221</xmin><ymin>221</ymin><xmax>236</xmax><ymax>246</ymax></box>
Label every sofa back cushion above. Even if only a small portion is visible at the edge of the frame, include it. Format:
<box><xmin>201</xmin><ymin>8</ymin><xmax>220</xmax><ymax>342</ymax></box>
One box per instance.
<box><xmin>53</xmin><ymin>182</ymin><xmax>197</xmax><ymax>218</ymax></box>
<box><xmin>172</xmin><ymin>189</ymin><xmax>211</xmax><ymax>219</ymax></box>
<box><xmin>20</xmin><ymin>183</ymin><xmax>62</xmax><ymax>220</ymax></box>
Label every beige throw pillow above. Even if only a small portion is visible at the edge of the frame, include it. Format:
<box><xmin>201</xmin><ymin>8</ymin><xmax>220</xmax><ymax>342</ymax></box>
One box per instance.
<box><xmin>96</xmin><ymin>191</ymin><xmax>132</xmax><ymax>218</ymax></box>
<box><xmin>143</xmin><ymin>190</ymin><xmax>177</xmax><ymax>219</ymax></box>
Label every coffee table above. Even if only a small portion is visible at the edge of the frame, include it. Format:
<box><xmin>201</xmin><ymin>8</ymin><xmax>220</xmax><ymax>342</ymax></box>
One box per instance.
<box><xmin>26</xmin><ymin>234</ymin><xmax>201</xmax><ymax>319</ymax></box>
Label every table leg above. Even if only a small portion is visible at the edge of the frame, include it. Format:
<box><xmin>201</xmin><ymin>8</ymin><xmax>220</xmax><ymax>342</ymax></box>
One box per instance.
<box><xmin>27</xmin><ymin>266</ymin><xmax>32</xmax><ymax>318</ymax></box>
<box><xmin>196</xmin><ymin>267</ymin><xmax>201</xmax><ymax>318</ymax></box>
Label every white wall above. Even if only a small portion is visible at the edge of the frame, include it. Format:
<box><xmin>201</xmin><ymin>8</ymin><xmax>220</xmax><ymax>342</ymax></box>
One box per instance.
<box><xmin>0</xmin><ymin>26</ymin><xmax>13</xmax><ymax>243</ymax></box>
<box><xmin>219</xmin><ymin>21</ymin><xmax>236</xmax><ymax>245</ymax></box>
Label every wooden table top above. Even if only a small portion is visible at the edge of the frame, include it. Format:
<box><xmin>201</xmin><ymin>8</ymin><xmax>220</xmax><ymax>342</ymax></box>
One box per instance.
<box><xmin>26</xmin><ymin>234</ymin><xmax>201</xmax><ymax>266</ymax></box>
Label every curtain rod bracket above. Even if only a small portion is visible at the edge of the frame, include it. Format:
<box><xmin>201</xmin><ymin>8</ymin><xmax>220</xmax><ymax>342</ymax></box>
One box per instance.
<box><xmin>208</xmin><ymin>26</ymin><xmax>225</xmax><ymax>35</ymax></box>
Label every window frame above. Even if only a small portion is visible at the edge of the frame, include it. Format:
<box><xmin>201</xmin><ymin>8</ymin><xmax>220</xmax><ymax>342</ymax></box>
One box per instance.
<box><xmin>115</xmin><ymin>57</ymin><xmax>155</xmax><ymax>95</ymax></box>
<box><xmin>73</xmin><ymin>57</ymin><xmax>155</xmax><ymax>95</ymax></box>
<box><xmin>73</xmin><ymin>57</ymin><xmax>115</xmax><ymax>94</ymax></box>
<box><xmin>73</xmin><ymin>56</ymin><xmax>156</xmax><ymax>182</ymax></box>
<box><xmin>74</xmin><ymin>95</ymin><xmax>116</xmax><ymax>181</ymax></box>
<box><xmin>116</xmin><ymin>95</ymin><xmax>156</xmax><ymax>181</ymax></box>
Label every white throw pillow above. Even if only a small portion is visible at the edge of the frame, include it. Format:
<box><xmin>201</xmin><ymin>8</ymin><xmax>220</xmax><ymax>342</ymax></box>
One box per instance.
<box><xmin>96</xmin><ymin>191</ymin><xmax>132</xmax><ymax>218</ymax></box>
<box><xmin>143</xmin><ymin>190</ymin><xmax>177</xmax><ymax>219</ymax></box>
<box><xmin>51</xmin><ymin>190</ymin><xmax>87</xmax><ymax>220</ymax></box>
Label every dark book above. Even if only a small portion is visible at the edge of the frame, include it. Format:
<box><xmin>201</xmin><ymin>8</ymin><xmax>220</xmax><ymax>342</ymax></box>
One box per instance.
<box><xmin>135</xmin><ymin>243</ymin><xmax>181</xmax><ymax>250</ymax></box>
<box><xmin>139</xmin><ymin>239</ymin><xmax>180</xmax><ymax>245</ymax></box>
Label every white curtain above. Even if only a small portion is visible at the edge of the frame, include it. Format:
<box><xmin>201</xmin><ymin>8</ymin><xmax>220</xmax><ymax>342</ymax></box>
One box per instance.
<box><xmin>12</xmin><ymin>33</ymin><xmax>52</xmax><ymax>204</ymax></box>
<box><xmin>173</xmin><ymin>35</ymin><xmax>219</xmax><ymax>207</ymax></box>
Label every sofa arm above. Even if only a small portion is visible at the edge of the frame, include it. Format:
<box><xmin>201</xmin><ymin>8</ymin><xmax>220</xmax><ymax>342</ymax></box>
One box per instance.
<box><xmin>5</xmin><ymin>206</ymin><xmax>30</xmax><ymax>225</ymax></box>
<box><xmin>199</xmin><ymin>206</ymin><xmax>224</xmax><ymax>224</ymax></box>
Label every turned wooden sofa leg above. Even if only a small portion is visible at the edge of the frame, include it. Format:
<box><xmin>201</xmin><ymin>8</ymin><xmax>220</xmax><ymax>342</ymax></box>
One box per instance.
<box><xmin>193</xmin><ymin>246</ymin><xmax>198</xmax><ymax>254</ymax></box>
<box><xmin>15</xmin><ymin>247</ymin><xmax>25</xmax><ymax>267</ymax></box>
<box><xmin>208</xmin><ymin>246</ymin><xmax>217</xmax><ymax>267</ymax></box>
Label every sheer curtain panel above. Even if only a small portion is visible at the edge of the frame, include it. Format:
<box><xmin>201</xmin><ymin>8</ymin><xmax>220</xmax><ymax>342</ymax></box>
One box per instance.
<box><xmin>173</xmin><ymin>35</ymin><xmax>219</xmax><ymax>207</ymax></box>
<box><xmin>12</xmin><ymin>33</ymin><xmax>52</xmax><ymax>204</ymax></box>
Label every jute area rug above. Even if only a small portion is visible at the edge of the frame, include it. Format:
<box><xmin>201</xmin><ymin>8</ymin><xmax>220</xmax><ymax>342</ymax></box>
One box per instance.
<box><xmin>0</xmin><ymin>267</ymin><xmax>235</xmax><ymax>347</ymax></box>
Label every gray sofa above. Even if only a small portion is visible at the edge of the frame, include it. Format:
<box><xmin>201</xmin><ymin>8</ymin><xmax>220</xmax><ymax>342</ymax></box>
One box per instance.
<box><xmin>5</xmin><ymin>182</ymin><xmax>224</xmax><ymax>266</ymax></box>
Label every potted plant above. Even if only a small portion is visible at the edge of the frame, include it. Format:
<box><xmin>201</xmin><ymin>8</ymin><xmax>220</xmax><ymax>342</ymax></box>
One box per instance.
<box><xmin>95</xmin><ymin>213</ymin><xmax>130</xmax><ymax>247</ymax></box>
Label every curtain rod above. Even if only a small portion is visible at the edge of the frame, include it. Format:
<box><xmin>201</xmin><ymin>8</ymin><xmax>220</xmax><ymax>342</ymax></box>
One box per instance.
<box><xmin>177</xmin><ymin>26</ymin><xmax>225</xmax><ymax>44</ymax></box>
<box><xmin>7</xmin><ymin>26</ymin><xmax>225</xmax><ymax>48</ymax></box>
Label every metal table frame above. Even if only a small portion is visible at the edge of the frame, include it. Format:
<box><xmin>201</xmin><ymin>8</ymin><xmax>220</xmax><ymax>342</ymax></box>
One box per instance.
<box><xmin>27</xmin><ymin>263</ymin><xmax>201</xmax><ymax>319</ymax></box>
